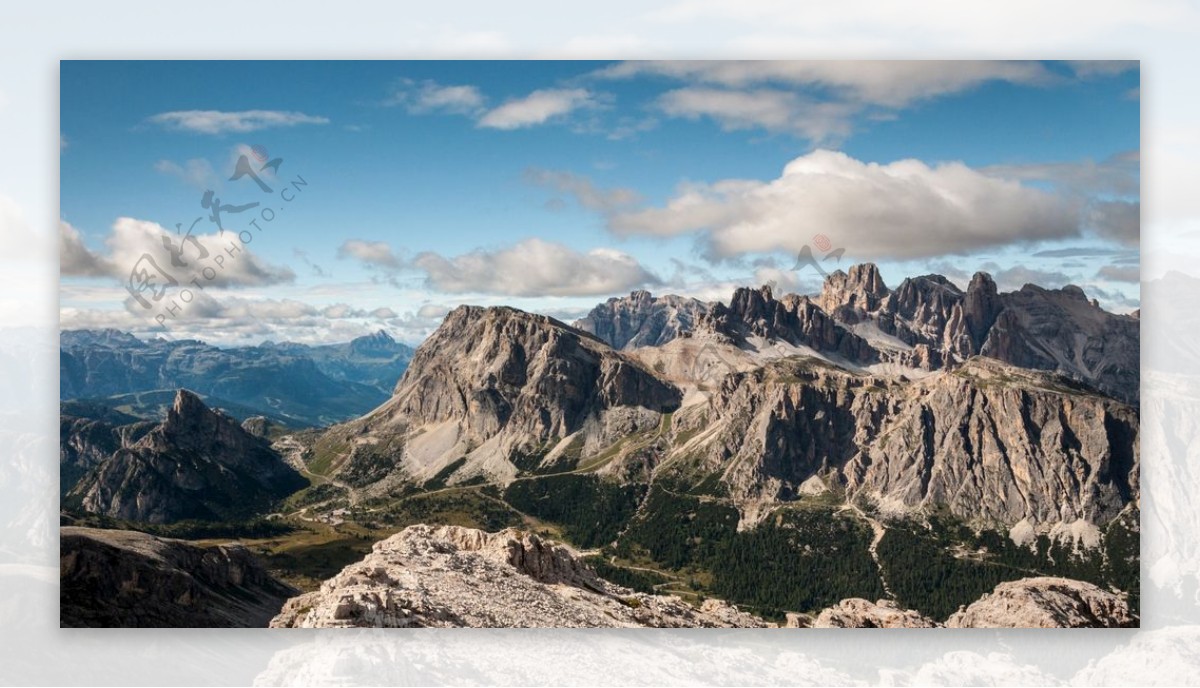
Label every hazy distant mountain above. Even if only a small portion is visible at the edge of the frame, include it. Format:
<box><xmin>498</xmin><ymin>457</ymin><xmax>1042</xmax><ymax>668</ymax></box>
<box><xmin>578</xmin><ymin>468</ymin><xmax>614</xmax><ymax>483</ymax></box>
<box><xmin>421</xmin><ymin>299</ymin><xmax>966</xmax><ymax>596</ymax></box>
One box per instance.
<box><xmin>59</xmin><ymin>329</ymin><xmax>414</xmax><ymax>427</ymax></box>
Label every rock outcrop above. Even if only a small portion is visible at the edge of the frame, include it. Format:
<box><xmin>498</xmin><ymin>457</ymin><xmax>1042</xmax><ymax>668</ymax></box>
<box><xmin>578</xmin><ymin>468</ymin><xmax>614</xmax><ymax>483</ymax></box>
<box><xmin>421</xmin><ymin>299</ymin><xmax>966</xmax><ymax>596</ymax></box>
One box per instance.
<box><xmin>68</xmin><ymin>390</ymin><xmax>306</xmax><ymax>523</ymax></box>
<box><xmin>574</xmin><ymin>291</ymin><xmax>710</xmax><ymax>350</ymax></box>
<box><xmin>61</xmin><ymin>526</ymin><xmax>296</xmax><ymax>627</ymax></box>
<box><xmin>944</xmin><ymin>577</ymin><xmax>1137</xmax><ymax>628</ymax></box>
<box><xmin>812</xmin><ymin>598</ymin><xmax>938</xmax><ymax>628</ymax></box>
<box><xmin>270</xmin><ymin>525</ymin><xmax>766</xmax><ymax>628</ymax></box>
<box><xmin>699</xmin><ymin>285</ymin><xmax>878</xmax><ymax>363</ymax></box>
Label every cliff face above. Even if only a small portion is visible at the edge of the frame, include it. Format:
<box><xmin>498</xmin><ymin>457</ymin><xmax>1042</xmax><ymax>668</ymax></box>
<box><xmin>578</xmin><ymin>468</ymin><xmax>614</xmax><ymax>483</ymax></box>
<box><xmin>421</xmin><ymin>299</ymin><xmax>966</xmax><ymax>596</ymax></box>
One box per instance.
<box><xmin>319</xmin><ymin>306</ymin><xmax>681</xmax><ymax>490</ymax></box>
<box><xmin>679</xmin><ymin>356</ymin><xmax>1137</xmax><ymax>528</ymax></box>
<box><xmin>60</xmin><ymin>526</ymin><xmax>296</xmax><ymax>627</ymax></box>
<box><xmin>271</xmin><ymin>525</ymin><xmax>766</xmax><ymax>628</ymax></box>
<box><xmin>68</xmin><ymin>390</ymin><xmax>305</xmax><ymax>523</ymax></box>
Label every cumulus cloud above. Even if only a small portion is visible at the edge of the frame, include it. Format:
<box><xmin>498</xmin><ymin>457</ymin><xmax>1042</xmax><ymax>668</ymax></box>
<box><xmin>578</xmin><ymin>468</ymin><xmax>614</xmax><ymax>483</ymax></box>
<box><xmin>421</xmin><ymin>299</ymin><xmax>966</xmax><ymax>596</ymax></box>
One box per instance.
<box><xmin>387</xmin><ymin>79</ymin><xmax>486</xmax><ymax>114</ymax></box>
<box><xmin>146</xmin><ymin>110</ymin><xmax>329</xmax><ymax>135</ymax></box>
<box><xmin>337</xmin><ymin>239</ymin><xmax>402</xmax><ymax>269</ymax></box>
<box><xmin>59</xmin><ymin>217</ymin><xmax>294</xmax><ymax>287</ymax></box>
<box><xmin>523</xmin><ymin>168</ymin><xmax>641</xmax><ymax>213</ymax></box>
<box><xmin>59</xmin><ymin>222</ymin><xmax>114</xmax><ymax>277</ymax></box>
<box><xmin>609</xmin><ymin>149</ymin><xmax>1081</xmax><ymax>261</ymax></box>
<box><xmin>478</xmin><ymin>89</ymin><xmax>594</xmax><ymax>130</ymax></box>
<box><xmin>412</xmin><ymin>238</ymin><xmax>660</xmax><ymax>296</ymax></box>
<box><xmin>1087</xmin><ymin>200</ymin><xmax>1140</xmax><ymax>245</ymax></box>
<box><xmin>417</xmin><ymin>303</ymin><xmax>451</xmax><ymax>319</ymax></box>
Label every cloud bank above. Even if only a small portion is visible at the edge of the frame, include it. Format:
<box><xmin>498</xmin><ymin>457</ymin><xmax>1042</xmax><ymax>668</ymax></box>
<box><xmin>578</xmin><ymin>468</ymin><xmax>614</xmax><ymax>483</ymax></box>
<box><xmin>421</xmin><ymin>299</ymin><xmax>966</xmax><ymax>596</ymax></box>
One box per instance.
<box><xmin>609</xmin><ymin>149</ymin><xmax>1088</xmax><ymax>261</ymax></box>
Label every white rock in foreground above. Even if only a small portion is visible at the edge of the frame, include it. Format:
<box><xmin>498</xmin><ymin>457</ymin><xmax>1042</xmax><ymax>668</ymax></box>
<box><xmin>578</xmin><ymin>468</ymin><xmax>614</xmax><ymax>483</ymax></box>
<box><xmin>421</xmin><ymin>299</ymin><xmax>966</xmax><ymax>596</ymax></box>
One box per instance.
<box><xmin>944</xmin><ymin>577</ymin><xmax>1136</xmax><ymax>628</ymax></box>
<box><xmin>813</xmin><ymin>598</ymin><xmax>938</xmax><ymax>628</ymax></box>
<box><xmin>270</xmin><ymin>525</ymin><xmax>767</xmax><ymax>628</ymax></box>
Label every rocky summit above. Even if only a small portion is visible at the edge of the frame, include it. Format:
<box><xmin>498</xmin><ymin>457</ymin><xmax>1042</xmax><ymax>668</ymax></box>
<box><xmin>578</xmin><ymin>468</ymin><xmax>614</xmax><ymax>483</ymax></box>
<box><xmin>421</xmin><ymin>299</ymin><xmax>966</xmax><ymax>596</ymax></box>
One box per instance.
<box><xmin>944</xmin><ymin>577</ymin><xmax>1137</xmax><ymax>628</ymax></box>
<box><xmin>316</xmin><ymin>305</ymin><xmax>681</xmax><ymax>492</ymax></box>
<box><xmin>67</xmin><ymin>390</ymin><xmax>305</xmax><ymax>523</ymax></box>
<box><xmin>271</xmin><ymin>525</ymin><xmax>767</xmax><ymax>628</ymax></box>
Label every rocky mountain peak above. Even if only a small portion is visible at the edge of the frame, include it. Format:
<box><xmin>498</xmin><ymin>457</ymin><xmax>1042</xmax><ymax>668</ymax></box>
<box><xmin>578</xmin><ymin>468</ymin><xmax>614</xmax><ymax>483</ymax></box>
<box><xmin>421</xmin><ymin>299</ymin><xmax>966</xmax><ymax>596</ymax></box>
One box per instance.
<box><xmin>69</xmin><ymin>389</ymin><xmax>305</xmax><ymax>523</ymax></box>
<box><xmin>573</xmin><ymin>290</ymin><xmax>710</xmax><ymax>350</ymax></box>
<box><xmin>703</xmin><ymin>285</ymin><xmax>877</xmax><ymax>363</ymax></box>
<box><xmin>964</xmin><ymin>271</ymin><xmax>1001</xmax><ymax>350</ymax></box>
<box><xmin>818</xmin><ymin>262</ymin><xmax>889</xmax><ymax>317</ymax></box>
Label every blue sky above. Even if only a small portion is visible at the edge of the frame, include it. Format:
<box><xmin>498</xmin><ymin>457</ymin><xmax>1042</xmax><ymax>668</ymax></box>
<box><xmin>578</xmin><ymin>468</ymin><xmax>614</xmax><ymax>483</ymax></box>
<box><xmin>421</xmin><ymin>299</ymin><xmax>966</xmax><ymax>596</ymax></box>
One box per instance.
<box><xmin>59</xmin><ymin>60</ymin><xmax>1140</xmax><ymax>345</ymax></box>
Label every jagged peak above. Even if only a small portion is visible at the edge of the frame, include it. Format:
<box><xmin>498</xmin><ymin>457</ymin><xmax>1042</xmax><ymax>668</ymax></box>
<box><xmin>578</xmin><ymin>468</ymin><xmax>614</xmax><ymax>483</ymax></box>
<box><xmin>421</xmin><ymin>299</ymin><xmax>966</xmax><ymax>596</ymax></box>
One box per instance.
<box><xmin>168</xmin><ymin>388</ymin><xmax>209</xmax><ymax>421</ymax></box>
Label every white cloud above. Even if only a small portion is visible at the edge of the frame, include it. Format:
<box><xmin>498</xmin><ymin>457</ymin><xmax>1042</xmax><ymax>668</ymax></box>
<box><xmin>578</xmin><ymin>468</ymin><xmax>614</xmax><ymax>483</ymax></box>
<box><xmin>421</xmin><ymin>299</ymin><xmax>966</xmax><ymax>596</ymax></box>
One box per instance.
<box><xmin>338</xmin><ymin>239</ymin><xmax>402</xmax><ymax>269</ymax></box>
<box><xmin>59</xmin><ymin>221</ymin><xmax>113</xmax><ymax>277</ymax></box>
<box><xmin>146</xmin><ymin>110</ymin><xmax>329</xmax><ymax>135</ymax></box>
<box><xmin>524</xmin><ymin>168</ymin><xmax>641</xmax><ymax>213</ymax></box>
<box><xmin>656</xmin><ymin>87</ymin><xmax>857</xmax><ymax>142</ymax></box>
<box><xmin>61</xmin><ymin>292</ymin><xmax>417</xmax><ymax>347</ymax></box>
<box><xmin>478</xmin><ymin>89</ymin><xmax>594</xmax><ymax>130</ymax></box>
<box><xmin>601</xmin><ymin>60</ymin><xmax>1055</xmax><ymax>108</ymax></box>
<box><xmin>417</xmin><ymin>303</ymin><xmax>451</xmax><ymax>319</ymax></box>
<box><xmin>609</xmin><ymin>149</ymin><xmax>1082</xmax><ymax>261</ymax></box>
<box><xmin>154</xmin><ymin>158</ymin><xmax>222</xmax><ymax>190</ymax></box>
<box><xmin>412</xmin><ymin>238</ymin><xmax>660</xmax><ymax>296</ymax></box>
<box><xmin>598</xmin><ymin>61</ymin><xmax>1063</xmax><ymax>142</ymax></box>
<box><xmin>59</xmin><ymin>217</ymin><xmax>294</xmax><ymax>287</ymax></box>
<box><xmin>388</xmin><ymin>79</ymin><xmax>486</xmax><ymax>114</ymax></box>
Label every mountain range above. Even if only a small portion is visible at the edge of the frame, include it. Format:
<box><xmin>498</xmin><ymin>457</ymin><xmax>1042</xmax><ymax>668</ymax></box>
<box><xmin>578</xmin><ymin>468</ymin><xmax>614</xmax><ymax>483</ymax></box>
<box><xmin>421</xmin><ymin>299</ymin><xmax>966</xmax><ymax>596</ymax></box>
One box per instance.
<box><xmin>60</xmin><ymin>329</ymin><xmax>414</xmax><ymax>427</ymax></box>
<box><xmin>59</xmin><ymin>263</ymin><xmax>1141</xmax><ymax>627</ymax></box>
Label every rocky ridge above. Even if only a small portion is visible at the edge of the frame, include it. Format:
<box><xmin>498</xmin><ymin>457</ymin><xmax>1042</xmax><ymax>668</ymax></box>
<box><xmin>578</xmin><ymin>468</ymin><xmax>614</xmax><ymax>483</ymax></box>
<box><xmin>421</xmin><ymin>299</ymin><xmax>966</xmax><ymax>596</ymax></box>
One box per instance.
<box><xmin>271</xmin><ymin>524</ymin><xmax>766</xmax><ymax>628</ymax></box>
<box><xmin>61</xmin><ymin>526</ymin><xmax>296</xmax><ymax>627</ymax></box>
